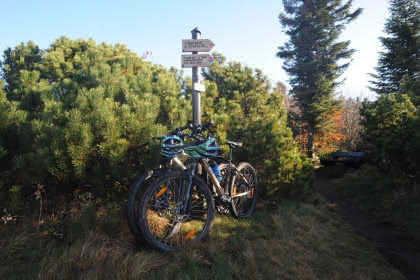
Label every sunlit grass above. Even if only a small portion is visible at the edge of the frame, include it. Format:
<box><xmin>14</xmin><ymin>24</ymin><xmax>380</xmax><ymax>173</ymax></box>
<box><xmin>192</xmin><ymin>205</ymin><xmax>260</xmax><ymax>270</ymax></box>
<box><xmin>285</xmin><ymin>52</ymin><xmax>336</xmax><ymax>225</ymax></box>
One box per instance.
<box><xmin>0</xmin><ymin>198</ymin><xmax>403</xmax><ymax>280</ymax></box>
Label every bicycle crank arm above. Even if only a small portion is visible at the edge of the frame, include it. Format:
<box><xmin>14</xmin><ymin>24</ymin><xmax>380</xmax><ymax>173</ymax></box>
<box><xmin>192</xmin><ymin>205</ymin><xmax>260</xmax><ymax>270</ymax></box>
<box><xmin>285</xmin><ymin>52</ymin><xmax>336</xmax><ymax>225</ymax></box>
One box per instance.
<box><xmin>232</xmin><ymin>191</ymin><xmax>250</xmax><ymax>198</ymax></box>
<box><xmin>166</xmin><ymin>222</ymin><xmax>183</xmax><ymax>239</ymax></box>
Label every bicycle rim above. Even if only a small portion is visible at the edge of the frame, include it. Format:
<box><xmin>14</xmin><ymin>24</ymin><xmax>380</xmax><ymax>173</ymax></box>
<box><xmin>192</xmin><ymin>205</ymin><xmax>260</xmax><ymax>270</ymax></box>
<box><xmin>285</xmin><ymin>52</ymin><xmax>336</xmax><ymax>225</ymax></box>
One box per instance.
<box><xmin>231</xmin><ymin>163</ymin><xmax>258</xmax><ymax>218</ymax></box>
<box><xmin>139</xmin><ymin>173</ymin><xmax>214</xmax><ymax>251</ymax></box>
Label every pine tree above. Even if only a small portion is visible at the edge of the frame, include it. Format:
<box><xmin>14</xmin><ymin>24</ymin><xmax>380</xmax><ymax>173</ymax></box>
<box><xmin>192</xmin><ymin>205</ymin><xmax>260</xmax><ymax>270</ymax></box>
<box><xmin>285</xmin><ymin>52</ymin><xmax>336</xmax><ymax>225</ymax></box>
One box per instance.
<box><xmin>0</xmin><ymin>38</ymin><xmax>174</xmax><ymax>194</ymax></box>
<box><xmin>203</xmin><ymin>60</ymin><xmax>310</xmax><ymax>192</ymax></box>
<box><xmin>203</xmin><ymin>61</ymin><xmax>271</xmax><ymax>123</ymax></box>
<box><xmin>361</xmin><ymin>94</ymin><xmax>419</xmax><ymax>185</ymax></box>
<box><xmin>370</xmin><ymin>0</ymin><xmax>420</xmax><ymax>95</ymax></box>
<box><xmin>1</xmin><ymin>41</ymin><xmax>43</xmax><ymax>101</ymax></box>
<box><xmin>277</xmin><ymin>0</ymin><xmax>361</xmax><ymax>155</ymax></box>
<box><xmin>0</xmin><ymin>80</ymin><xmax>27</xmax><ymax>181</ymax></box>
<box><xmin>1</xmin><ymin>38</ymin><xmax>314</xmax><ymax>198</ymax></box>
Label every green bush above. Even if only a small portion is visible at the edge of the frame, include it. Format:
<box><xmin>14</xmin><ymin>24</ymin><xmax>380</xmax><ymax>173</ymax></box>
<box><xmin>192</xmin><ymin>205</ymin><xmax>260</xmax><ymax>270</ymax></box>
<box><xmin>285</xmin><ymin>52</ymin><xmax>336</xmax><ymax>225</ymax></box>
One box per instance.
<box><xmin>1</xmin><ymin>38</ymin><xmax>178</xmax><ymax>196</ymax></box>
<box><xmin>203</xmin><ymin>60</ymin><xmax>312</xmax><ymax>194</ymax></box>
<box><xmin>0</xmin><ymin>38</ymin><xmax>312</xmax><ymax>202</ymax></box>
<box><xmin>361</xmin><ymin>94</ymin><xmax>420</xmax><ymax>194</ymax></box>
<box><xmin>97</xmin><ymin>202</ymin><xmax>120</xmax><ymax>237</ymax></box>
<box><xmin>7</xmin><ymin>185</ymin><xmax>23</xmax><ymax>215</ymax></box>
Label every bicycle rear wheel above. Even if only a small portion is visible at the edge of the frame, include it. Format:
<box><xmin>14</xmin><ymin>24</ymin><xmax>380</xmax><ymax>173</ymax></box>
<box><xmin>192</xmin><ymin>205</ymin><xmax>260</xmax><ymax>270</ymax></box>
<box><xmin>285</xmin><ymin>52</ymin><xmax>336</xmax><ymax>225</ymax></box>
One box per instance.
<box><xmin>229</xmin><ymin>162</ymin><xmax>258</xmax><ymax>218</ymax></box>
<box><xmin>138</xmin><ymin>172</ymin><xmax>215</xmax><ymax>252</ymax></box>
<box><xmin>127</xmin><ymin>171</ymin><xmax>153</xmax><ymax>244</ymax></box>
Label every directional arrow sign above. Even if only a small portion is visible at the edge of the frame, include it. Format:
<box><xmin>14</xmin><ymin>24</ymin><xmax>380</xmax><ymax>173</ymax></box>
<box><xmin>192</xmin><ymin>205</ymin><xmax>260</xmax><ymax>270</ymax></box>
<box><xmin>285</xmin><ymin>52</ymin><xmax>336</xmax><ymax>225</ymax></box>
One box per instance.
<box><xmin>181</xmin><ymin>54</ymin><xmax>215</xmax><ymax>68</ymax></box>
<box><xmin>182</xmin><ymin>39</ymin><xmax>215</xmax><ymax>52</ymax></box>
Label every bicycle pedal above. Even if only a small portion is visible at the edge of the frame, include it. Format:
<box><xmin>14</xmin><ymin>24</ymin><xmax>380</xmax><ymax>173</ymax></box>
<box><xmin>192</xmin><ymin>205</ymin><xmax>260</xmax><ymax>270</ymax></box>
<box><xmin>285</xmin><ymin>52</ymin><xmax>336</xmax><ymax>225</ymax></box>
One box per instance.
<box><xmin>221</xmin><ymin>195</ymin><xmax>232</xmax><ymax>203</ymax></box>
<box><xmin>216</xmin><ymin>205</ymin><xmax>230</xmax><ymax>215</ymax></box>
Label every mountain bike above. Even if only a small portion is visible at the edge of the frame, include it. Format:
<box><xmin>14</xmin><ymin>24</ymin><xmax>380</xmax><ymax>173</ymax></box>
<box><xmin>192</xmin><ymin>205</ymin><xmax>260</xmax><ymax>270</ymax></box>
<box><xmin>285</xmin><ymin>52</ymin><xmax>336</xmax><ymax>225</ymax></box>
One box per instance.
<box><xmin>127</xmin><ymin>125</ymin><xmax>190</xmax><ymax>244</ymax></box>
<box><xmin>127</xmin><ymin>123</ymin><xmax>229</xmax><ymax>244</ymax></box>
<box><xmin>136</xmin><ymin>123</ymin><xmax>258</xmax><ymax>252</ymax></box>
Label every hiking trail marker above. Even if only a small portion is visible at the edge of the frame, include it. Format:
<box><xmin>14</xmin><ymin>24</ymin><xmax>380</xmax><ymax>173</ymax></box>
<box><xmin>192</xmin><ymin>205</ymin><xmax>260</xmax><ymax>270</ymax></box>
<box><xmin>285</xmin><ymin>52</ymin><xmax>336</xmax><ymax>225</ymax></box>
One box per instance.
<box><xmin>181</xmin><ymin>54</ymin><xmax>215</xmax><ymax>68</ymax></box>
<box><xmin>182</xmin><ymin>28</ymin><xmax>216</xmax><ymax>125</ymax></box>
<box><xmin>182</xmin><ymin>39</ymin><xmax>215</xmax><ymax>52</ymax></box>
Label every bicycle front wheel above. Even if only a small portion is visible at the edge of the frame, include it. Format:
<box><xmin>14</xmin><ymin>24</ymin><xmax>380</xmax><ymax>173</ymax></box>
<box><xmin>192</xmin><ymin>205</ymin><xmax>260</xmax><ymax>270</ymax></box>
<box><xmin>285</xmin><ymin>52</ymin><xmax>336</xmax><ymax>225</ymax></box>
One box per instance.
<box><xmin>138</xmin><ymin>172</ymin><xmax>215</xmax><ymax>252</ymax></box>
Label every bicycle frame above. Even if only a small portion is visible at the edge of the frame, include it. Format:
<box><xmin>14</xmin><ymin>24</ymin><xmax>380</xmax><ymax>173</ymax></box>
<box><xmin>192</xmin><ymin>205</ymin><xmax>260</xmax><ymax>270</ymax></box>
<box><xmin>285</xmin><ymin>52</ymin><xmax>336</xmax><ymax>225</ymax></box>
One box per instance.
<box><xmin>172</xmin><ymin>146</ymin><xmax>253</xmax><ymax>215</ymax></box>
<box><xmin>200</xmin><ymin>159</ymin><xmax>226</xmax><ymax>196</ymax></box>
<box><xmin>167</xmin><ymin>154</ymin><xmax>188</xmax><ymax>170</ymax></box>
<box><xmin>200</xmin><ymin>158</ymin><xmax>252</xmax><ymax>200</ymax></box>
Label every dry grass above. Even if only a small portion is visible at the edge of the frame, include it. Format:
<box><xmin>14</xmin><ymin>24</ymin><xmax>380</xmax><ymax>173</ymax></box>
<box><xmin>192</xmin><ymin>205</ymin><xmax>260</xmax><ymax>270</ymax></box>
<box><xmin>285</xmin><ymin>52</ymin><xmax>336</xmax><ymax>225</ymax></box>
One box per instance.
<box><xmin>38</xmin><ymin>233</ymin><xmax>166</xmax><ymax>280</ymax></box>
<box><xmin>0</xmin><ymin>198</ymin><xmax>404</xmax><ymax>280</ymax></box>
<box><xmin>146</xmin><ymin>209</ymin><xmax>170</xmax><ymax>238</ymax></box>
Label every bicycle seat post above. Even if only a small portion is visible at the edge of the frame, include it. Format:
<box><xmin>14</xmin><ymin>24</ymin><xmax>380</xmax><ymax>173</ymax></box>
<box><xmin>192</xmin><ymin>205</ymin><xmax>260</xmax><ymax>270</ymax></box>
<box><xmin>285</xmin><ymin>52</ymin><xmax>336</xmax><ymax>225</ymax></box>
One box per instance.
<box><xmin>228</xmin><ymin>145</ymin><xmax>233</xmax><ymax>162</ymax></box>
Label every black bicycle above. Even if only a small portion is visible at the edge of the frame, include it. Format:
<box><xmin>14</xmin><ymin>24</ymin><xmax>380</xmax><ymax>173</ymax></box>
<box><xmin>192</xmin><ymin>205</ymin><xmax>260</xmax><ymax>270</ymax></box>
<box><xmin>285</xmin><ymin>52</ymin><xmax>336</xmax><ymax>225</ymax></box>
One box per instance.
<box><xmin>127</xmin><ymin>125</ymin><xmax>192</xmax><ymax>244</ymax></box>
<box><xmin>127</xmin><ymin>123</ymin><xmax>226</xmax><ymax>244</ymax></box>
<box><xmin>136</xmin><ymin>123</ymin><xmax>258</xmax><ymax>252</ymax></box>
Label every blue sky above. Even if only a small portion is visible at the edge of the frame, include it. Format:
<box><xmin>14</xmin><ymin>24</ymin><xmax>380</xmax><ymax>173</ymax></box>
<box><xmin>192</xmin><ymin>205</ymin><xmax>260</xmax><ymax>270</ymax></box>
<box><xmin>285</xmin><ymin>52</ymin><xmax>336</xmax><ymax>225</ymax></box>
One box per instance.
<box><xmin>1</xmin><ymin>0</ymin><xmax>389</xmax><ymax>99</ymax></box>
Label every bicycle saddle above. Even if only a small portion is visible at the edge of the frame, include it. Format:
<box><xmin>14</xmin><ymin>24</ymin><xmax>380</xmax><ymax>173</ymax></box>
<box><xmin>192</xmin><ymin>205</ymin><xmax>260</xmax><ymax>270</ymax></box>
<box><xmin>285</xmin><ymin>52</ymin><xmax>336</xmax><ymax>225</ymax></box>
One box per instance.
<box><xmin>226</xmin><ymin>140</ymin><xmax>242</xmax><ymax>148</ymax></box>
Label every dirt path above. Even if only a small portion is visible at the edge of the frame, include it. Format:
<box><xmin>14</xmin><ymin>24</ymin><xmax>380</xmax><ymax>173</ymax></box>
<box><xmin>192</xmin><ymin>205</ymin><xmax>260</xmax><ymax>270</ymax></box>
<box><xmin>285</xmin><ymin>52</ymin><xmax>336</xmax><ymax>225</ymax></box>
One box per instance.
<box><xmin>315</xmin><ymin>169</ymin><xmax>420</xmax><ymax>280</ymax></box>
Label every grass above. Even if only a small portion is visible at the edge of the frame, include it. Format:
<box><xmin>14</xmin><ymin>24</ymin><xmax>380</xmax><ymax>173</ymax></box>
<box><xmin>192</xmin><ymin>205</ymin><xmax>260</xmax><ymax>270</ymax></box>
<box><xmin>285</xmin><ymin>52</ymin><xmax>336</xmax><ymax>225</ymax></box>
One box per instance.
<box><xmin>330</xmin><ymin>164</ymin><xmax>420</xmax><ymax>241</ymax></box>
<box><xmin>0</xmin><ymin>197</ymin><xmax>403</xmax><ymax>280</ymax></box>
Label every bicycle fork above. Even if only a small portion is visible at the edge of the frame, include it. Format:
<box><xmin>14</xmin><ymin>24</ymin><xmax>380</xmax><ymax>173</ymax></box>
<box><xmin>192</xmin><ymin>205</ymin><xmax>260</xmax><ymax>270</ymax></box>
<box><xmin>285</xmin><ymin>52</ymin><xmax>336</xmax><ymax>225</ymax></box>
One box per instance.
<box><xmin>166</xmin><ymin>161</ymin><xmax>197</xmax><ymax>240</ymax></box>
<box><xmin>182</xmin><ymin>160</ymin><xmax>197</xmax><ymax>214</ymax></box>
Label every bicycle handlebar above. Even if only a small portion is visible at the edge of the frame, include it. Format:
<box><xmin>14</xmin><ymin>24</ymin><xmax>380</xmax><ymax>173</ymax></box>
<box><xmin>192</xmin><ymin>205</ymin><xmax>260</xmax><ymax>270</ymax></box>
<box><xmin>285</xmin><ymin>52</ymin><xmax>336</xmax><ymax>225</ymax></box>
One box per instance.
<box><xmin>153</xmin><ymin>121</ymin><xmax>214</xmax><ymax>142</ymax></box>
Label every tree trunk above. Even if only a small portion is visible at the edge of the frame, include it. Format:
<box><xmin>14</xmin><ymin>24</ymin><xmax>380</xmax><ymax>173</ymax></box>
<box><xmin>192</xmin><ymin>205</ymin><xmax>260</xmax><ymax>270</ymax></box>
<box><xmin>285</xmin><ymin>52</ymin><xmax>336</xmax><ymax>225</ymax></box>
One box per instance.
<box><xmin>307</xmin><ymin>124</ymin><xmax>314</xmax><ymax>158</ymax></box>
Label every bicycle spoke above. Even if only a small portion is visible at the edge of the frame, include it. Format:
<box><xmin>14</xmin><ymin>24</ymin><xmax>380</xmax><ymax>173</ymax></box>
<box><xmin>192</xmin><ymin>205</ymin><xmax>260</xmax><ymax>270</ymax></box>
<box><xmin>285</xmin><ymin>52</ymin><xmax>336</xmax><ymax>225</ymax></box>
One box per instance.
<box><xmin>230</xmin><ymin>163</ymin><xmax>258</xmax><ymax>218</ymax></box>
<box><xmin>143</xmin><ymin>175</ymin><xmax>211</xmax><ymax>249</ymax></box>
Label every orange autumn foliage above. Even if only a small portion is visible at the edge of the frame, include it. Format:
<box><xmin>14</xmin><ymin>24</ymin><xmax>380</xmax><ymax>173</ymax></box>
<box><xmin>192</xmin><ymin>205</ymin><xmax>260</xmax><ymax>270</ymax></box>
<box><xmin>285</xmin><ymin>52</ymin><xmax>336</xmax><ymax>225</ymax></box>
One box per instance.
<box><xmin>292</xmin><ymin>111</ymin><xmax>347</xmax><ymax>154</ymax></box>
<box><xmin>314</xmin><ymin>111</ymin><xmax>347</xmax><ymax>154</ymax></box>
